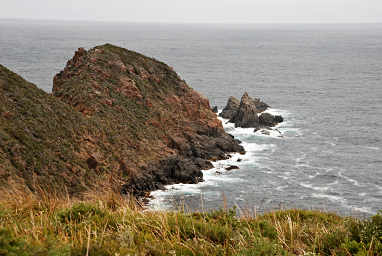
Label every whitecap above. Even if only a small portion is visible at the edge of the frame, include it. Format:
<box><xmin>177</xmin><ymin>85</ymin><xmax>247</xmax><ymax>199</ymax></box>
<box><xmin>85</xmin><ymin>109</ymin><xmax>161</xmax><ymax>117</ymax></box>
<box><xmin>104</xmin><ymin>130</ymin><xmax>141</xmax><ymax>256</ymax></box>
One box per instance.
<box><xmin>347</xmin><ymin>206</ymin><xmax>375</xmax><ymax>215</ymax></box>
<box><xmin>301</xmin><ymin>183</ymin><xmax>330</xmax><ymax>192</ymax></box>
<box><xmin>338</xmin><ymin>172</ymin><xmax>361</xmax><ymax>187</ymax></box>
<box><xmin>263</xmin><ymin>108</ymin><xmax>291</xmax><ymax>118</ymax></box>
<box><xmin>312</xmin><ymin>193</ymin><xmax>345</xmax><ymax>202</ymax></box>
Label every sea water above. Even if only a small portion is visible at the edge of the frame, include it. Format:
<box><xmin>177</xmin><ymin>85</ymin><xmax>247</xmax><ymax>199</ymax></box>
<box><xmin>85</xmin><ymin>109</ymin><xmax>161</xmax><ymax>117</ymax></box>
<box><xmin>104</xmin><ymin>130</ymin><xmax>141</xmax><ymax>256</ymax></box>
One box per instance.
<box><xmin>1</xmin><ymin>20</ymin><xmax>381</xmax><ymax>216</ymax></box>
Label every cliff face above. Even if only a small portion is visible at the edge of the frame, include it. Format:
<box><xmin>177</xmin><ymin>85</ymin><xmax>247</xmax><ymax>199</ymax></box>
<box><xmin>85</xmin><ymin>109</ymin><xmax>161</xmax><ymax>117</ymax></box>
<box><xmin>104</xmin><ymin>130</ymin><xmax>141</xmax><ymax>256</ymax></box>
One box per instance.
<box><xmin>0</xmin><ymin>44</ymin><xmax>243</xmax><ymax>196</ymax></box>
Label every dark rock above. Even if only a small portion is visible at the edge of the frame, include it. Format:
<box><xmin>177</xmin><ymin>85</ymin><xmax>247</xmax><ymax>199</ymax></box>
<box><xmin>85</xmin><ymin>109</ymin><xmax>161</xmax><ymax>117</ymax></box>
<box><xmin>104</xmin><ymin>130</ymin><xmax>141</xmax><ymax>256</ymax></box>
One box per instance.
<box><xmin>259</xmin><ymin>113</ymin><xmax>284</xmax><ymax>127</ymax></box>
<box><xmin>229</xmin><ymin>92</ymin><xmax>260</xmax><ymax>128</ymax></box>
<box><xmin>252</xmin><ymin>98</ymin><xmax>270</xmax><ymax>112</ymax></box>
<box><xmin>121</xmin><ymin>156</ymin><xmax>205</xmax><ymax>197</ymax></box>
<box><xmin>219</xmin><ymin>96</ymin><xmax>240</xmax><ymax>119</ymax></box>
<box><xmin>212</xmin><ymin>106</ymin><xmax>218</xmax><ymax>113</ymax></box>
<box><xmin>237</xmin><ymin>158</ymin><xmax>242</xmax><ymax>162</ymax></box>
<box><xmin>274</xmin><ymin>115</ymin><xmax>284</xmax><ymax>123</ymax></box>
<box><xmin>225</xmin><ymin>165</ymin><xmax>240</xmax><ymax>171</ymax></box>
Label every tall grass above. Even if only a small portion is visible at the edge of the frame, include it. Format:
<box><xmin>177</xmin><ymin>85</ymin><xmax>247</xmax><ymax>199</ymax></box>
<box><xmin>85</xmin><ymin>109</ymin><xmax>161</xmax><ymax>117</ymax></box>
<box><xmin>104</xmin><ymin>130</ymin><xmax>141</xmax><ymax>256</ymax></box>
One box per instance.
<box><xmin>0</xmin><ymin>187</ymin><xmax>381</xmax><ymax>255</ymax></box>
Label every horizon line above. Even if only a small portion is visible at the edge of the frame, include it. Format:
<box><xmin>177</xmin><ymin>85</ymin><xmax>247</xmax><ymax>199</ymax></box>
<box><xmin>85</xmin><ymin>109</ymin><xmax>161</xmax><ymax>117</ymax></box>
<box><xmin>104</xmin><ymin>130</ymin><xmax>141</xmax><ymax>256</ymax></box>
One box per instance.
<box><xmin>1</xmin><ymin>17</ymin><xmax>382</xmax><ymax>25</ymax></box>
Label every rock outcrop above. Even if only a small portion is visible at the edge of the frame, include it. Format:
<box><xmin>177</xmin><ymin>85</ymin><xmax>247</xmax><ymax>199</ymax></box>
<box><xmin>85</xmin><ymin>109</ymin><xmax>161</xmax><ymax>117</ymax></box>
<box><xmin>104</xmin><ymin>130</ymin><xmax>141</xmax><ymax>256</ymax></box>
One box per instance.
<box><xmin>229</xmin><ymin>92</ymin><xmax>260</xmax><ymax>128</ymax></box>
<box><xmin>0</xmin><ymin>44</ymin><xmax>245</xmax><ymax>197</ymax></box>
<box><xmin>219</xmin><ymin>96</ymin><xmax>240</xmax><ymax>119</ymax></box>
<box><xmin>259</xmin><ymin>113</ymin><xmax>284</xmax><ymax>127</ymax></box>
<box><xmin>220</xmin><ymin>92</ymin><xmax>283</xmax><ymax>130</ymax></box>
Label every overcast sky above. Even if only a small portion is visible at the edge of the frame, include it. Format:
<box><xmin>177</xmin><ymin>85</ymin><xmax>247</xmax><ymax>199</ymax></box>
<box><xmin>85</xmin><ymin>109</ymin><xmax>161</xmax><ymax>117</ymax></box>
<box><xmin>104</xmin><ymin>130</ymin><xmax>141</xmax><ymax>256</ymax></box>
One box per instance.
<box><xmin>1</xmin><ymin>0</ymin><xmax>382</xmax><ymax>23</ymax></box>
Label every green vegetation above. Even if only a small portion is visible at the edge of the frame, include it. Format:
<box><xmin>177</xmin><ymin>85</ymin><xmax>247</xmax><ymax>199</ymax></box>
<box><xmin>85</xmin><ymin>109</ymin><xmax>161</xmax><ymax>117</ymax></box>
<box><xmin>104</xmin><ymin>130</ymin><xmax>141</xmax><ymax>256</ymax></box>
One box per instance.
<box><xmin>1</xmin><ymin>45</ymin><xmax>381</xmax><ymax>255</ymax></box>
<box><xmin>0</xmin><ymin>191</ymin><xmax>380</xmax><ymax>255</ymax></box>
<box><xmin>0</xmin><ymin>44</ymin><xmax>225</xmax><ymax>196</ymax></box>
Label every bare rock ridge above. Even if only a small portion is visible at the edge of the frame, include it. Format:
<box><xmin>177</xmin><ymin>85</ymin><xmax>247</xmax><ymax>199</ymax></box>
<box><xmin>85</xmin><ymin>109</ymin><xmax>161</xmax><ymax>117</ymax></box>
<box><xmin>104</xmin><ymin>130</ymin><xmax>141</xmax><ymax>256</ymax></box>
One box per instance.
<box><xmin>0</xmin><ymin>44</ymin><xmax>244</xmax><ymax>197</ymax></box>
<box><xmin>219</xmin><ymin>92</ymin><xmax>284</xmax><ymax>130</ymax></box>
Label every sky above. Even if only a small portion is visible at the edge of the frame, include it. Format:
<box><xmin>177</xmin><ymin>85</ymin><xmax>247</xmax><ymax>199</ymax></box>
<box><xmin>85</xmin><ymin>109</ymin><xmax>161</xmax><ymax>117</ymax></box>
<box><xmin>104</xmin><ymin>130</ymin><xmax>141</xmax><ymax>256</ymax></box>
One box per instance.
<box><xmin>1</xmin><ymin>0</ymin><xmax>382</xmax><ymax>23</ymax></box>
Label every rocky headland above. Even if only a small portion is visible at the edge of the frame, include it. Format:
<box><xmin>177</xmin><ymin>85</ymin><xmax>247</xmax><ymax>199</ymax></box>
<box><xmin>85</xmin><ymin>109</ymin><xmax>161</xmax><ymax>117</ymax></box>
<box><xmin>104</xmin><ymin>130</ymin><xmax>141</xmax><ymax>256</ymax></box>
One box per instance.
<box><xmin>0</xmin><ymin>44</ymin><xmax>244</xmax><ymax>198</ymax></box>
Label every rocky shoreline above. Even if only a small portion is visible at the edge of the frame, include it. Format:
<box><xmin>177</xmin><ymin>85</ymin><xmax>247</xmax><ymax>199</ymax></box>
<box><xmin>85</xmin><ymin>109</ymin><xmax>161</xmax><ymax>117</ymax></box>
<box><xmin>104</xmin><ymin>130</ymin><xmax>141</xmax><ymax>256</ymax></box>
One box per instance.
<box><xmin>0</xmin><ymin>43</ymin><xmax>286</xmax><ymax>200</ymax></box>
<box><xmin>0</xmin><ymin>44</ymin><xmax>245</xmax><ymax>199</ymax></box>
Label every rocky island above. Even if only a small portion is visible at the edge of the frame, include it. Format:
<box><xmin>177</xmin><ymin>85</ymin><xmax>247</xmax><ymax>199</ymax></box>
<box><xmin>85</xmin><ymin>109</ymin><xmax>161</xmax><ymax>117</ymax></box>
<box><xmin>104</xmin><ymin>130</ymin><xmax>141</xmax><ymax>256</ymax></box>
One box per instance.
<box><xmin>220</xmin><ymin>92</ymin><xmax>284</xmax><ymax>131</ymax></box>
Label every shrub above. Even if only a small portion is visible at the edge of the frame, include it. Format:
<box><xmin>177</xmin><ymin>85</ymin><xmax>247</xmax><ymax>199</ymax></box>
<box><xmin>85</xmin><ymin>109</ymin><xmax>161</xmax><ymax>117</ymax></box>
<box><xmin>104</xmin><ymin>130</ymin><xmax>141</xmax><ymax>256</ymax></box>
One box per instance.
<box><xmin>57</xmin><ymin>203</ymin><xmax>105</xmax><ymax>224</ymax></box>
<box><xmin>0</xmin><ymin>229</ymin><xmax>28</xmax><ymax>256</ymax></box>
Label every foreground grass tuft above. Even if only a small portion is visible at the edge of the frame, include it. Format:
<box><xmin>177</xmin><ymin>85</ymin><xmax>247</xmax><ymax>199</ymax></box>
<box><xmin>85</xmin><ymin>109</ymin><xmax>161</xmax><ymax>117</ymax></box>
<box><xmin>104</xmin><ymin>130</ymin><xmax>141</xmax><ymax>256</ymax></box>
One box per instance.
<box><xmin>0</xmin><ymin>191</ymin><xmax>381</xmax><ymax>255</ymax></box>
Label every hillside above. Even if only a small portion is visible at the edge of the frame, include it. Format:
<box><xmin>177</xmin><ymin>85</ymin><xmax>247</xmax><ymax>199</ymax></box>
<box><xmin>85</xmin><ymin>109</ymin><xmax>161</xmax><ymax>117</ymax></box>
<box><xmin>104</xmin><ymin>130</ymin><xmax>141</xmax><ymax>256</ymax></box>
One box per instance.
<box><xmin>0</xmin><ymin>44</ymin><xmax>244</xmax><ymax>196</ymax></box>
<box><xmin>0</xmin><ymin>191</ymin><xmax>381</xmax><ymax>255</ymax></box>
<box><xmin>0</xmin><ymin>64</ymin><xmax>107</xmax><ymax>194</ymax></box>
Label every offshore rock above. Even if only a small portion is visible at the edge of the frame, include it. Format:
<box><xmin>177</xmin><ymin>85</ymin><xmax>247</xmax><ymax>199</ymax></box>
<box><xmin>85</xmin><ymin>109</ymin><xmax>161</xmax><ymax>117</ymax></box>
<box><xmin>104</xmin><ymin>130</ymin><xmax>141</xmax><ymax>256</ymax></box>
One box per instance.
<box><xmin>229</xmin><ymin>92</ymin><xmax>260</xmax><ymax>128</ymax></box>
<box><xmin>222</xmin><ymin>92</ymin><xmax>283</xmax><ymax>130</ymax></box>
<box><xmin>219</xmin><ymin>96</ymin><xmax>240</xmax><ymax>119</ymax></box>
<box><xmin>259</xmin><ymin>113</ymin><xmax>284</xmax><ymax>127</ymax></box>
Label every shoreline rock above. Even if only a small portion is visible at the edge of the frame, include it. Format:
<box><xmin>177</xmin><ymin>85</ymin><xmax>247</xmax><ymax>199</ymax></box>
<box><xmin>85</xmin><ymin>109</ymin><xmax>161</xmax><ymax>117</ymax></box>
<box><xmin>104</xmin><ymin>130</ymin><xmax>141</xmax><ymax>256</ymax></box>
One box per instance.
<box><xmin>219</xmin><ymin>96</ymin><xmax>240</xmax><ymax>119</ymax></box>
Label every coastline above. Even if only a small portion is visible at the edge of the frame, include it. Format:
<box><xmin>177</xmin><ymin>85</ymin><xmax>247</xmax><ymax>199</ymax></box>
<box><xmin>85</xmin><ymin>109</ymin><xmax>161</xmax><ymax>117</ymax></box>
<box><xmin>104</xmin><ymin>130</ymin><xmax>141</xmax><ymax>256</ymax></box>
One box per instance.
<box><xmin>147</xmin><ymin>108</ymin><xmax>290</xmax><ymax>211</ymax></box>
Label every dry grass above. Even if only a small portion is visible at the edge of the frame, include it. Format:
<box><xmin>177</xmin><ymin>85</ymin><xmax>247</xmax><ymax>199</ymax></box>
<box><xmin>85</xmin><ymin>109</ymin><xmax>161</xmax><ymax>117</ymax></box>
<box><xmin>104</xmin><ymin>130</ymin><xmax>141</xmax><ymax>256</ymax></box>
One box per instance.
<box><xmin>0</xmin><ymin>188</ymin><xmax>381</xmax><ymax>256</ymax></box>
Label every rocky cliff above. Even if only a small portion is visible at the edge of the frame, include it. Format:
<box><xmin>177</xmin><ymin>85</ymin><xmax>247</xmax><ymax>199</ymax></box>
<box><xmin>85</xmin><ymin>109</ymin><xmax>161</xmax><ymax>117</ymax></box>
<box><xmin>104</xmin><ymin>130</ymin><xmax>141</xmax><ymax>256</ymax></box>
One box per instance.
<box><xmin>0</xmin><ymin>44</ymin><xmax>244</xmax><ymax>197</ymax></box>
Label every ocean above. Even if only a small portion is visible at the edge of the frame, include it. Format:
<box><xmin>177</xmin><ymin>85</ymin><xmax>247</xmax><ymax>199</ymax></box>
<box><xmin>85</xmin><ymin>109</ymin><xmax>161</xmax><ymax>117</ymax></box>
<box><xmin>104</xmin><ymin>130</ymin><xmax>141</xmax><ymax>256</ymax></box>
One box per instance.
<box><xmin>1</xmin><ymin>20</ymin><xmax>381</xmax><ymax>217</ymax></box>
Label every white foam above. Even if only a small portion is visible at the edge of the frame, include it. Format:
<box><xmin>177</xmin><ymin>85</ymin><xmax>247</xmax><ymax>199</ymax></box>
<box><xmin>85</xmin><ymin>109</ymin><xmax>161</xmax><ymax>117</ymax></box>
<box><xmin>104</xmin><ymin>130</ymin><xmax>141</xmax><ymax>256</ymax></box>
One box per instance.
<box><xmin>263</xmin><ymin>108</ymin><xmax>291</xmax><ymax>117</ymax></box>
<box><xmin>338</xmin><ymin>172</ymin><xmax>360</xmax><ymax>187</ymax></box>
<box><xmin>275</xmin><ymin>185</ymin><xmax>289</xmax><ymax>191</ymax></box>
<box><xmin>254</xmin><ymin>128</ymin><xmax>284</xmax><ymax>139</ymax></box>
<box><xmin>312</xmin><ymin>193</ymin><xmax>345</xmax><ymax>202</ymax></box>
<box><xmin>375</xmin><ymin>185</ymin><xmax>382</xmax><ymax>194</ymax></box>
<box><xmin>365</xmin><ymin>146</ymin><xmax>380</xmax><ymax>151</ymax></box>
<box><xmin>148</xmin><ymin>108</ymin><xmax>290</xmax><ymax>211</ymax></box>
<box><xmin>347</xmin><ymin>206</ymin><xmax>375</xmax><ymax>214</ymax></box>
<box><xmin>301</xmin><ymin>183</ymin><xmax>330</xmax><ymax>192</ymax></box>
<box><xmin>311</xmin><ymin>193</ymin><xmax>376</xmax><ymax>215</ymax></box>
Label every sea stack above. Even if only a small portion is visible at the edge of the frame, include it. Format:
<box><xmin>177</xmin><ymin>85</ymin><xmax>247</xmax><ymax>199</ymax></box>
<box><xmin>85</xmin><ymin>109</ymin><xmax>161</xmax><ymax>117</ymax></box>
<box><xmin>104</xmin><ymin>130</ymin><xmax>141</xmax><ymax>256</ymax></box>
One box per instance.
<box><xmin>220</xmin><ymin>92</ymin><xmax>283</xmax><ymax>131</ymax></box>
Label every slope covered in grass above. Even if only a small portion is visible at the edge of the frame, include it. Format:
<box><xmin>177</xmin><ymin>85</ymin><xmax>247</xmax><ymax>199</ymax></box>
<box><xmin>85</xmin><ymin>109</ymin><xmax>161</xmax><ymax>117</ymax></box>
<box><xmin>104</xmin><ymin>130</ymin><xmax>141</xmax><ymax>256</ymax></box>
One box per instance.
<box><xmin>0</xmin><ymin>64</ymin><xmax>113</xmax><ymax>194</ymax></box>
<box><xmin>0</xmin><ymin>44</ymin><xmax>243</xmax><ymax>196</ymax></box>
<box><xmin>0</xmin><ymin>191</ymin><xmax>381</xmax><ymax>256</ymax></box>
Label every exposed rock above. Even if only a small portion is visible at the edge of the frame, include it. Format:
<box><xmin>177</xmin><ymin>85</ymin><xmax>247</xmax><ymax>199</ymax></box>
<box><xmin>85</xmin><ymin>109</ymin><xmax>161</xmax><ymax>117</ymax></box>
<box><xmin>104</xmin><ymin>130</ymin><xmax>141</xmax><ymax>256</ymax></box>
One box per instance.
<box><xmin>219</xmin><ymin>96</ymin><xmax>240</xmax><ymax>119</ymax></box>
<box><xmin>252</xmin><ymin>98</ymin><xmax>270</xmax><ymax>112</ymax></box>
<box><xmin>274</xmin><ymin>115</ymin><xmax>284</xmax><ymax>123</ymax></box>
<box><xmin>0</xmin><ymin>44</ymin><xmax>245</xmax><ymax>197</ymax></box>
<box><xmin>225</xmin><ymin>165</ymin><xmax>240</xmax><ymax>171</ymax></box>
<box><xmin>212</xmin><ymin>106</ymin><xmax>218</xmax><ymax>113</ymax></box>
<box><xmin>259</xmin><ymin>113</ymin><xmax>284</xmax><ymax>127</ymax></box>
<box><xmin>229</xmin><ymin>92</ymin><xmax>260</xmax><ymax>128</ymax></box>
<box><xmin>221</xmin><ymin>92</ymin><xmax>283</xmax><ymax>130</ymax></box>
<box><xmin>121</xmin><ymin>156</ymin><xmax>206</xmax><ymax>197</ymax></box>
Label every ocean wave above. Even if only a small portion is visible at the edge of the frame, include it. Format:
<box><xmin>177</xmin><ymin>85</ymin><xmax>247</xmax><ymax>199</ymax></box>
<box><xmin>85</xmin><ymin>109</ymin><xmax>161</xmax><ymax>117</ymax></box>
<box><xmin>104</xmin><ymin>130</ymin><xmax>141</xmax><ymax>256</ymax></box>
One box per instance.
<box><xmin>148</xmin><ymin>108</ymin><xmax>297</xmax><ymax>211</ymax></box>
<box><xmin>338</xmin><ymin>171</ymin><xmax>361</xmax><ymax>187</ymax></box>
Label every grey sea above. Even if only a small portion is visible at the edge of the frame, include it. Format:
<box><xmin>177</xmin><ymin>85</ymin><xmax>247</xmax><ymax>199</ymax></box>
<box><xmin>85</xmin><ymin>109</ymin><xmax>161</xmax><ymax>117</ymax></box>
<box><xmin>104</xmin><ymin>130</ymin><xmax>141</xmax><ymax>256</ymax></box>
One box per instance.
<box><xmin>1</xmin><ymin>20</ymin><xmax>381</xmax><ymax>217</ymax></box>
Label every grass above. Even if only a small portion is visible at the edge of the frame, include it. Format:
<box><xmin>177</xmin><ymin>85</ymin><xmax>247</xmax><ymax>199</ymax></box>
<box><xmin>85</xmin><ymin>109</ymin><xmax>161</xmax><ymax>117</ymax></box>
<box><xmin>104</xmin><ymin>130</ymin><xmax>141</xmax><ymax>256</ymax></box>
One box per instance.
<box><xmin>0</xmin><ymin>189</ymin><xmax>381</xmax><ymax>256</ymax></box>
